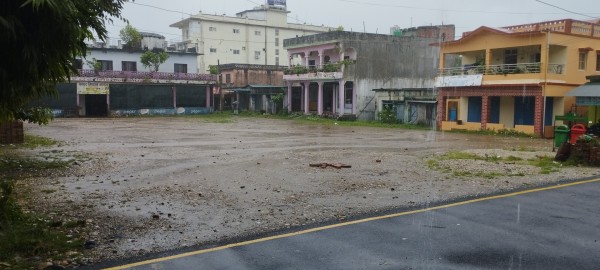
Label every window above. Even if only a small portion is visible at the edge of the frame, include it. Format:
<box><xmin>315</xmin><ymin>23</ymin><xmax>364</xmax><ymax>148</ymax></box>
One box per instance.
<box><xmin>275</xmin><ymin>38</ymin><xmax>279</xmax><ymax>46</ymax></box>
<box><xmin>233</xmin><ymin>29</ymin><xmax>240</xmax><ymax>34</ymax></box>
<box><xmin>275</xmin><ymin>57</ymin><xmax>279</xmax><ymax>66</ymax></box>
<box><xmin>255</xmin><ymin>30</ymin><xmax>261</xmax><ymax>36</ymax></box>
<box><xmin>275</xmin><ymin>29</ymin><xmax>279</xmax><ymax>36</ymax></box>
<box><xmin>233</xmin><ymin>49</ymin><xmax>240</xmax><ymax>55</ymax></box>
<box><xmin>596</xmin><ymin>52</ymin><xmax>600</xmax><ymax>71</ymax></box>
<box><xmin>98</xmin><ymin>60</ymin><xmax>113</xmax><ymax>71</ymax></box>
<box><xmin>254</xmin><ymin>51</ymin><xmax>261</xmax><ymax>59</ymax></box>
<box><xmin>209</xmin><ymin>26</ymin><xmax>217</xmax><ymax>31</ymax></box>
<box><xmin>174</xmin><ymin>63</ymin><xmax>187</xmax><ymax>73</ymax></box>
<box><xmin>225</xmin><ymin>74</ymin><xmax>231</xmax><ymax>84</ymax></box>
<box><xmin>579</xmin><ymin>51</ymin><xmax>588</xmax><ymax>70</ymax></box>
<box><xmin>210</xmin><ymin>48</ymin><xmax>217</xmax><ymax>53</ymax></box>
<box><xmin>121</xmin><ymin>61</ymin><xmax>137</xmax><ymax>71</ymax></box>
<box><xmin>275</xmin><ymin>49</ymin><xmax>279</xmax><ymax>56</ymax></box>
<box><xmin>308</xmin><ymin>60</ymin><xmax>316</xmax><ymax>68</ymax></box>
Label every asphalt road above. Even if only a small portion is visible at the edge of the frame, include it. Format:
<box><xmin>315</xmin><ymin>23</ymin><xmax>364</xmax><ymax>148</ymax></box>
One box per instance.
<box><xmin>107</xmin><ymin>179</ymin><xmax>600</xmax><ymax>270</ymax></box>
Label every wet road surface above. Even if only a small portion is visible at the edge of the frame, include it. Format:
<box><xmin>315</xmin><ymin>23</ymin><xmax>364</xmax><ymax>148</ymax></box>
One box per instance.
<box><xmin>106</xmin><ymin>178</ymin><xmax>600</xmax><ymax>270</ymax></box>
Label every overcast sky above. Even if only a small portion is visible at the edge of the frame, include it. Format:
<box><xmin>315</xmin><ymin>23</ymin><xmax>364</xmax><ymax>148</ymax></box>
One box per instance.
<box><xmin>105</xmin><ymin>0</ymin><xmax>599</xmax><ymax>43</ymax></box>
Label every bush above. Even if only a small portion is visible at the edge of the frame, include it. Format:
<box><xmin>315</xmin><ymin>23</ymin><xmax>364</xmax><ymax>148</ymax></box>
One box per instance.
<box><xmin>378</xmin><ymin>105</ymin><xmax>397</xmax><ymax>124</ymax></box>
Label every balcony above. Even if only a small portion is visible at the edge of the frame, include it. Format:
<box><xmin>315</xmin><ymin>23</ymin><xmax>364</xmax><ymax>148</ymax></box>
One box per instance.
<box><xmin>283</xmin><ymin>63</ymin><xmax>346</xmax><ymax>81</ymax></box>
<box><xmin>73</xmin><ymin>69</ymin><xmax>217</xmax><ymax>84</ymax></box>
<box><xmin>438</xmin><ymin>63</ymin><xmax>565</xmax><ymax>76</ymax></box>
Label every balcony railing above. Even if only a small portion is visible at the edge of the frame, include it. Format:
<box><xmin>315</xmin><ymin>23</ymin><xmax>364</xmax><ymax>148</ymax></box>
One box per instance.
<box><xmin>438</xmin><ymin>63</ymin><xmax>565</xmax><ymax>76</ymax></box>
<box><xmin>75</xmin><ymin>69</ymin><xmax>218</xmax><ymax>82</ymax></box>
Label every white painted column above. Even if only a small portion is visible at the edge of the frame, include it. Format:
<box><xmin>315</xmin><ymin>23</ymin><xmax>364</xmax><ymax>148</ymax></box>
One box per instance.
<box><xmin>339</xmin><ymin>80</ymin><xmax>345</xmax><ymax>116</ymax></box>
<box><xmin>304</xmin><ymin>82</ymin><xmax>310</xmax><ymax>115</ymax></box>
<box><xmin>317</xmin><ymin>82</ymin><xmax>323</xmax><ymax>116</ymax></box>
<box><xmin>287</xmin><ymin>83</ymin><xmax>293</xmax><ymax>113</ymax></box>
<box><xmin>352</xmin><ymin>84</ymin><xmax>357</xmax><ymax>115</ymax></box>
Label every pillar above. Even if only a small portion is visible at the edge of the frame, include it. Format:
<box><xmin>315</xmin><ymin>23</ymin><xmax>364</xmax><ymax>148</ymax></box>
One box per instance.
<box><xmin>304</xmin><ymin>52</ymin><xmax>310</xmax><ymax>67</ymax></box>
<box><xmin>338</xmin><ymin>80</ymin><xmax>345</xmax><ymax>116</ymax></box>
<box><xmin>206</xmin><ymin>85</ymin><xmax>211</xmax><ymax>109</ymax></box>
<box><xmin>318</xmin><ymin>50</ymin><xmax>324</xmax><ymax>67</ymax></box>
<box><xmin>436</xmin><ymin>90</ymin><xmax>446</xmax><ymax>130</ymax></box>
<box><xmin>534</xmin><ymin>95</ymin><xmax>544</xmax><ymax>137</ymax></box>
<box><xmin>481</xmin><ymin>95</ymin><xmax>489</xmax><ymax>130</ymax></box>
<box><xmin>287</xmin><ymin>83</ymin><xmax>293</xmax><ymax>113</ymax></box>
<box><xmin>317</xmin><ymin>82</ymin><xmax>323</xmax><ymax>115</ymax></box>
<box><xmin>304</xmin><ymin>82</ymin><xmax>310</xmax><ymax>115</ymax></box>
<box><xmin>352</xmin><ymin>84</ymin><xmax>356</xmax><ymax>115</ymax></box>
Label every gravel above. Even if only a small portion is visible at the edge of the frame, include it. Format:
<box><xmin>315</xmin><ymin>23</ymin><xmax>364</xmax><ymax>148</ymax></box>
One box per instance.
<box><xmin>17</xmin><ymin>117</ymin><xmax>600</xmax><ymax>265</ymax></box>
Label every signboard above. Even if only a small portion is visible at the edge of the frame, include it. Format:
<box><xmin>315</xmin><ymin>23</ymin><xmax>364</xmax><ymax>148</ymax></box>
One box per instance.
<box><xmin>435</xmin><ymin>74</ymin><xmax>483</xmax><ymax>88</ymax></box>
<box><xmin>267</xmin><ymin>0</ymin><xmax>286</xmax><ymax>6</ymax></box>
<box><xmin>77</xmin><ymin>82</ymin><xmax>109</xmax><ymax>95</ymax></box>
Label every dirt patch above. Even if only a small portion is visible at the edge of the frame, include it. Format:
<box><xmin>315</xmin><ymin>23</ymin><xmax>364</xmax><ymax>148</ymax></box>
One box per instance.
<box><xmin>18</xmin><ymin>117</ymin><xmax>599</xmax><ymax>265</ymax></box>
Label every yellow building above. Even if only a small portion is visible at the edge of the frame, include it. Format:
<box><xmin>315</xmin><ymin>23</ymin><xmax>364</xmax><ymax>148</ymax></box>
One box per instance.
<box><xmin>435</xmin><ymin>19</ymin><xmax>600</xmax><ymax>137</ymax></box>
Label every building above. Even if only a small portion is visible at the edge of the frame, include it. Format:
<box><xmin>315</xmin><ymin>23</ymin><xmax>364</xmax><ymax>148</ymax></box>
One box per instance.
<box><xmin>283</xmin><ymin>31</ymin><xmax>444</xmax><ymax>120</ymax></box>
<box><xmin>33</xmin><ymin>39</ymin><xmax>217</xmax><ymax>117</ymax></box>
<box><xmin>372</xmin><ymin>88</ymin><xmax>437</xmax><ymax>126</ymax></box>
<box><xmin>435</xmin><ymin>19</ymin><xmax>600</xmax><ymax>137</ymax></box>
<box><xmin>390</xmin><ymin>24</ymin><xmax>455</xmax><ymax>42</ymax></box>
<box><xmin>218</xmin><ymin>63</ymin><xmax>286</xmax><ymax>113</ymax></box>
<box><xmin>170</xmin><ymin>2</ymin><xmax>333</xmax><ymax>73</ymax></box>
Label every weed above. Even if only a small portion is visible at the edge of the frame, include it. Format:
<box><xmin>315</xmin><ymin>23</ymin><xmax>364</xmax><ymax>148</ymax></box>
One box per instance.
<box><xmin>506</xmin><ymin>156</ymin><xmax>523</xmax><ymax>162</ymax></box>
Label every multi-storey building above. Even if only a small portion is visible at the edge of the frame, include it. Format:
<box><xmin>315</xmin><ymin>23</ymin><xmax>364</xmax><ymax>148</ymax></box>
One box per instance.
<box><xmin>435</xmin><ymin>19</ymin><xmax>600</xmax><ymax>137</ymax></box>
<box><xmin>170</xmin><ymin>3</ymin><xmax>332</xmax><ymax>73</ymax></box>
<box><xmin>283</xmin><ymin>31</ymin><xmax>445</xmax><ymax>120</ymax></box>
<box><xmin>34</xmin><ymin>35</ymin><xmax>217</xmax><ymax>118</ymax></box>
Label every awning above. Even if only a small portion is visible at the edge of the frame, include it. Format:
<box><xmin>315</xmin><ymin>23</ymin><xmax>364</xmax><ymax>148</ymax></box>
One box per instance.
<box><xmin>407</xmin><ymin>100</ymin><xmax>437</xmax><ymax>104</ymax></box>
<box><xmin>565</xmin><ymin>82</ymin><xmax>600</xmax><ymax>97</ymax></box>
<box><xmin>565</xmin><ymin>82</ymin><xmax>600</xmax><ymax>106</ymax></box>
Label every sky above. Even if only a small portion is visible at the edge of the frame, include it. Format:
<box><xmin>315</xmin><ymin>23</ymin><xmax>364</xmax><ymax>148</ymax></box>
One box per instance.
<box><xmin>105</xmin><ymin>0</ymin><xmax>600</xmax><ymax>44</ymax></box>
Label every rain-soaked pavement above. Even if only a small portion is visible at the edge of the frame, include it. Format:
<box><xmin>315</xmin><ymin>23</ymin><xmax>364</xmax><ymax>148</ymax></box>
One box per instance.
<box><xmin>106</xmin><ymin>178</ymin><xmax>600</xmax><ymax>270</ymax></box>
<box><xmin>22</xmin><ymin>117</ymin><xmax>599</xmax><ymax>265</ymax></box>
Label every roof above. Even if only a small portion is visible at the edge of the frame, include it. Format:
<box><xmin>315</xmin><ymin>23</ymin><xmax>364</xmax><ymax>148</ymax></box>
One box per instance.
<box><xmin>566</xmin><ymin>82</ymin><xmax>600</xmax><ymax>97</ymax></box>
<box><xmin>139</xmin><ymin>32</ymin><xmax>165</xmax><ymax>39</ymax></box>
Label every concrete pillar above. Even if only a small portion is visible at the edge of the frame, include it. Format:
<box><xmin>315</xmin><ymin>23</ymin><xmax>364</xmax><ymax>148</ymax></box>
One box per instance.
<box><xmin>318</xmin><ymin>50</ymin><xmax>324</xmax><ymax>67</ymax></box>
<box><xmin>206</xmin><ymin>86</ymin><xmax>211</xmax><ymax>109</ymax></box>
<box><xmin>317</xmin><ymin>82</ymin><xmax>323</xmax><ymax>115</ymax></box>
<box><xmin>304</xmin><ymin>82</ymin><xmax>310</xmax><ymax>115</ymax></box>
<box><xmin>287</xmin><ymin>83</ymin><xmax>293</xmax><ymax>113</ymax></box>
<box><xmin>534</xmin><ymin>95</ymin><xmax>544</xmax><ymax>137</ymax></box>
<box><xmin>481</xmin><ymin>95</ymin><xmax>489</xmax><ymax>130</ymax></box>
<box><xmin>436</xmin><ymin>91</ymin><xmax>446</xmax><ymax>130</ymax></box>
<box><xmin>304</xmin><ymin>52</ymin><xmax>310</xmax><ymax>67</ymax></box>
<box><xmin>351</xmin><ymin>84</ymin><xmax>356</xmax><ymax>115</ymax></box>
<box><xmin>339</xmin><ymin>80</ymin><xmax>345</xmax><ymax>116</ymax></box>
<box><xmin>333</xmin><ymin>85</ymin><xmax>338</xmax><ymax>115</ymax></box>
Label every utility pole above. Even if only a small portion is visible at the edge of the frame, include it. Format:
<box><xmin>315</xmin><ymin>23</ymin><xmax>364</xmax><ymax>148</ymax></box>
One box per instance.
<box><xmin>218</xmin><ymin>60</ymin><xmax>223</xmax><ymax>112</ymax></box>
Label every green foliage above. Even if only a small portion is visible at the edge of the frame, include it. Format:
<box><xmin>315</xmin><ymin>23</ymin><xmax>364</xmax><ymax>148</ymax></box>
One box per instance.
<box><xmin>378</xmin><ymin>105</ymin><xmax>397</xmax><ymax>124</ymax></box>
<box><xmin>119</xmin><ymin>23</ymin><xmax>142</xmax><ymax>50</ymax></box>
<box><xmin>209</xmin><ymin>65</ymin><xmax>219</xmax><ymax>75</ymax></box>
<box><xmin>0</xmin><ymin>0</ymin><xmax>127</xmax><ymax>124</ymax></box>
<box><xmin>140</xmin><ymin>50</ymin><xmax>170</xmax><ymax>72</ymax></box>
<box><xmin>336</xmin><ymin>25</ymin><xmax>344</xmax><ymax>31</ymax></box>
<box><xmin>14</xmin><ymin>107</ymin><xmax>54</xmax><ymax>125</ymax></box>
<box><xmin>85</xmin><ymin>57</ymin><xmax>102</xmax><ymax>71</ymax></box>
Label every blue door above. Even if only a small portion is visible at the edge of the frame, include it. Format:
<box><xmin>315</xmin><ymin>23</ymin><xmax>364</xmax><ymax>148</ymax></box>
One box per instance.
<box><xmin>514</xmin><ymin>97</ymin><xmax>535</xmax><ymax>126</ymax></box>
<box><xmin>467</xmin><ymin>97</ymin><xmax>482</xmax><ymax>123</ymax></box>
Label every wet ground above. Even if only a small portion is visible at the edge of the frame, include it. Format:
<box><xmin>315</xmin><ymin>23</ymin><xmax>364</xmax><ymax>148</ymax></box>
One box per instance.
<box><xmin>20</xmin><ymin>117</ymin><xmax>600</xmax><ymax>265</ymax></box>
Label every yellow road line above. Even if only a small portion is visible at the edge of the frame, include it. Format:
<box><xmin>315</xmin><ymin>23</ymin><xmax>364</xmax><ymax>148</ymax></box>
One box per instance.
<box><xmin>105</xmin><ymin>178</ymin><xmax>600</xmax><ymax>270</ymax></box>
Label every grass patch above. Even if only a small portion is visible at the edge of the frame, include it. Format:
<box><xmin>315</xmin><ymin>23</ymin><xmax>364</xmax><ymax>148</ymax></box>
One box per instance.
<box><xmin>428</xmin><ymin>150</ymin><xmax>569</xmax><ymax>178</ymax></box>
<box><xmin>1</xmin><ymin>180</ymin><xmax>83</xmax><ymax>269</ymax></box>
<box><xmin>447</xmin><ymin>128</ymin><xmax>536</xmax><ymax>138</ymax></box>
<box><xmin>184</xmin><ymin>113</ymin><xmax>234</xmax><ymax>123</ymax></box>
<box><xmin>22</xmin><ymin>134</ymin><xmax>58</xmax><ymax>149</ymax></box>
<box><xmin>527</xmin><ymin>156</ymin><xmax>561</xmax><ymax>174</ymax></box>
<box><xmin>238</xmin><ymin>112</ymin><xmax>433</xmax><ymax>130</ymax></box>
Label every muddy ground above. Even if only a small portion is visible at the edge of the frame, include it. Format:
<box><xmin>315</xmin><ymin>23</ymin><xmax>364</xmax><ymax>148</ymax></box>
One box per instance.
<box><xmin>19</xmin><ymin>117</ymin><xmax>600</xmax><ymax>266</ymax></box>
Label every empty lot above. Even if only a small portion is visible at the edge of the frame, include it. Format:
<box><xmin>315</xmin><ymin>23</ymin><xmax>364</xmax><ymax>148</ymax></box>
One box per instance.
<box><xmin>20</xmin><ymin>117</ymin><xmax>599</xmax><ymax>263</ymax></box>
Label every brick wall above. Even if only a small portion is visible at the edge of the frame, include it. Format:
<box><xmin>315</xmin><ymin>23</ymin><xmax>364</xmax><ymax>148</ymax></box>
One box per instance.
<box><xmin>0</xmin><ymin>121</ymin><xmax>24</xmax><ymax>144</ymax></box>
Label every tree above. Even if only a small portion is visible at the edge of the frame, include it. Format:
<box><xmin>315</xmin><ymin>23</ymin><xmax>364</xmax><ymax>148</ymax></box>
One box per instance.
<box><xmin>140</xmin><ymin>50</ymin><xmax>169</xmax><ymax>72</ymax></box>
<box><xmin>119</xmin><ymin>23</ymin><xmax>141</xmax><ymax>50</ymax></box>
<box><xmin>0</xmin><ymin>0</ymin><xmax>127</xmax><ymax>124</ymax></box>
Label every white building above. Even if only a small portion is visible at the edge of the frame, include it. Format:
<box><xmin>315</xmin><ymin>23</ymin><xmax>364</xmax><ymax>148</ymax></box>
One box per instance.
<box><xmin>170</xmin><ymin>3</ymin><xmax>332</xmax><ymax>73</ymax></box>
